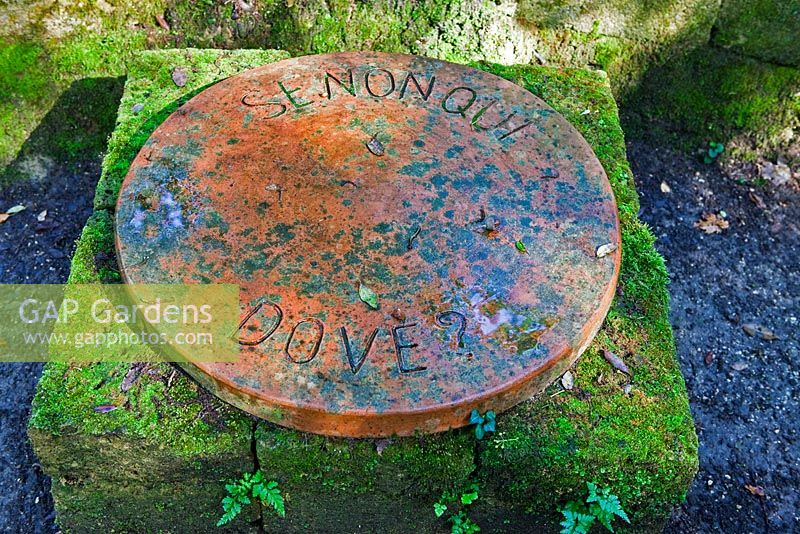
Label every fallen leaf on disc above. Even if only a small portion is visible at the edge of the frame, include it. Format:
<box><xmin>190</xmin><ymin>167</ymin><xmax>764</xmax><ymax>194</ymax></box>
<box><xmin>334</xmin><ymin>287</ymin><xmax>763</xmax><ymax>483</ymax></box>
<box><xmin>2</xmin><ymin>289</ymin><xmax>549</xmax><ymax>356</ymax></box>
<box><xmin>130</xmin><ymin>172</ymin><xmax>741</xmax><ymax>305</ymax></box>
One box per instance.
<box><xmin>358</xmin><ymin>282</ymin><xmax>379</xmax><ymax>309</ymax></box>
<box><xmin>695</xmin><ymin>213</ymin><xmax>729</xmax><ymax>234</ymax></box>
<box><xmin>660</xmin><ymin>181</ymin><xmax>672</xmax><ymax>193</ymax></box>
<box><xmin>602</xmin><ymin>349</ymin><xmax>630</xmax><ymax>375</ymax></box>
<box><xmin>37</xmin><ymin>210</ymin><xmax>47</xmax><ymax>222</ymax></box>
<box><xmin>0</xmin><ymin>214</ymin><xmax>9</xmax><ymax>224</ymax></box>
<box><xmin>731</xmin><ymin>361</ymin><xmax>748</xmax><ymax>371</ymax></box>
<box><xmin>6</xmin><ymin>205</ymin><xmax>25</xmax><ymax>214</ymax></box>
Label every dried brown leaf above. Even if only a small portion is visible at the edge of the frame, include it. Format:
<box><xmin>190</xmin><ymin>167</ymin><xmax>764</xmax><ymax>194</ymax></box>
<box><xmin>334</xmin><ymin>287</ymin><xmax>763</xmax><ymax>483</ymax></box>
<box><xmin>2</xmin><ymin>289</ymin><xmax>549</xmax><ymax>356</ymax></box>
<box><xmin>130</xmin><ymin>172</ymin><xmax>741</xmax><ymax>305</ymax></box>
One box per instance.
<box><xmin>0</xmin><ymin>213</ymin><xmax>9</xmax><ymax>224</ymax></box>
<box><xmin>695</xmin><ymin>213</ymin><xmax>729</xmax><ymax>234</ymax></box>
<box><xmin>595</xmin><ymin>243</ymin><xmax>617</xmax><ymax>258</ymax></box>
<box><xmin>375</xmin><ymin>439</ymin><xmax>391</xmax><ymax>456</ymax></box>
<box><xmin>602</xmin><ymin>349</ymin><xmax>630</xmax><ymax>375</ymax></box>
<box><xmin>155</xmin><ymin>13</ymin><xmax>171</xmax><ymax>31</ymax></box>
<box><xmin>742</xmin><ymin>323</ymin><xmax>777</xmax><ymax>341</ymax></box>
<box><xmin>745</xmin><ymin>484</ymin><xmax>765</xmax><ymax>497</ymax></box>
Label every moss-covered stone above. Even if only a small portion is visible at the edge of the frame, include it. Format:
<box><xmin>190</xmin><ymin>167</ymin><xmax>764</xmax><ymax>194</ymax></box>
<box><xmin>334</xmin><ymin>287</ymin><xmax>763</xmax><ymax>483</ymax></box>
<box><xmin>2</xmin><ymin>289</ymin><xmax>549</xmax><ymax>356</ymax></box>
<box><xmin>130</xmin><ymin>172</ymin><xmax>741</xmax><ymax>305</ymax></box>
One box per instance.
<box><xmin>623</xmin><ymin>45</ymin><xmax>800</xmax><ymax>164</ymax></box>
<box><xmin>713</xmin><ymin>0</ymin><xmax>800</xmax><ymax>67</ymax></box>
<box><xmin>29</xmin><ymin>48</ymin><xmax>696</xmax><ymax>532</ymax></box>
<box><xmin>255</xmin><ymin>425</ymin><xmax>475</xmax><ymax>531</ymax></box>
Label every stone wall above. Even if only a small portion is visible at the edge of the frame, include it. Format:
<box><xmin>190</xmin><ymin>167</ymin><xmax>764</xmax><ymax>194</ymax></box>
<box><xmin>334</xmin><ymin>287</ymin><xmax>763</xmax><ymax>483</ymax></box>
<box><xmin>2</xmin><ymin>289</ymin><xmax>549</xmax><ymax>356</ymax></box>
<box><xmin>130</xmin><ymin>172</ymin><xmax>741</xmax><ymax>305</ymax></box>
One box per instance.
<box><xmin>2</xmin><ymin>0</ymin><xmax>798</xmax><ymax>175</ymax></box>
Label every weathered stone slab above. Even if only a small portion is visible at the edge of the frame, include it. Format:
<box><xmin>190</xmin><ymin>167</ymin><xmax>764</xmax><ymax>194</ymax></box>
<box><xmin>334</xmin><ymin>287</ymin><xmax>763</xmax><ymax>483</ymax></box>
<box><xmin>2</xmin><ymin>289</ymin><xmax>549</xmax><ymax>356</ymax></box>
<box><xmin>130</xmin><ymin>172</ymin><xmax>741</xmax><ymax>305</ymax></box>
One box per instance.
<box><xmin>115</xmin><ymin>52</ymin><xmax>621</xmax><ymax>437</ymax></box>
<box><xmin>30</xmin><ymin>48</ymin><xmax>697</xmax><ymax>532</ymax></box>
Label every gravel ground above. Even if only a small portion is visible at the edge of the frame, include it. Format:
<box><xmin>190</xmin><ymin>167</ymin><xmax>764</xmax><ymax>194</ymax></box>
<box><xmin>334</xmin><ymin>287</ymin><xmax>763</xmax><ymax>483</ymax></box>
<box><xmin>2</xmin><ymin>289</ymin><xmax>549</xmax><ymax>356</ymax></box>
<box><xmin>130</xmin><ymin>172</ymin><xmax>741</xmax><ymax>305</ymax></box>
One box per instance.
<box><xmin>628</xmin><ymin>143</ymin><xmax>800</xmax><ymax>533</ymax></box>
<box><xmin>0</xmin><ymin>139</ymin><xmax>797</xmax><ymax>533</ymax></box>
<box><xmin>0</xmin><ymin>160</ymin><xmax>100</xmax><ymax>533</ymax></box>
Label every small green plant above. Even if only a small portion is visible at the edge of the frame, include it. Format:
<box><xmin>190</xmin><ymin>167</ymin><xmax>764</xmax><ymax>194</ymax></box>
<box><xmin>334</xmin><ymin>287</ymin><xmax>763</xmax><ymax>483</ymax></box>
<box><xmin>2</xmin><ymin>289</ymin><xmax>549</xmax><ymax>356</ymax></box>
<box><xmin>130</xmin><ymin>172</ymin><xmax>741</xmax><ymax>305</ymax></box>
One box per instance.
<box><xmin>559</xmin><ymin>482</ymin><xmax>629</xmax><ymax>534</ymax></box>
<box><xmin>703</xmin><ymin>141</ymin><xmax>724</xmax><ymax>164</ymax></box>
<box><xmin>434</xmin><ymin>483</ymin><xmax>481</xmax><ymax>534</ymax></box>
<box><xmin>217</xmin><ymin>470</ymin><xmax>285</xmax><ymax>527</ymax></box>
<box><xmin>469</xmin><ymin>409</ymin><xmax>496</xmax><ymax>440</ymax></box>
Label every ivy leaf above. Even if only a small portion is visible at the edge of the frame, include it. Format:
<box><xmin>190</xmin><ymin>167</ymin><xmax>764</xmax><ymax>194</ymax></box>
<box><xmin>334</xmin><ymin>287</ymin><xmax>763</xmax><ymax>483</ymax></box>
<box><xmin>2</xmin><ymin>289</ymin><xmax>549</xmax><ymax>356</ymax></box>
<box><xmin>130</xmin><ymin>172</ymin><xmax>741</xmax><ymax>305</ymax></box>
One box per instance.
<box><xmin>434</xmin><ymin>502</ymin><xmax>447</xmax><ymax>517</ymax></box>
<box><xmin>358</xmin><ymin>282</ymin><xmax>379</xmax><ymax>309</ymax></box>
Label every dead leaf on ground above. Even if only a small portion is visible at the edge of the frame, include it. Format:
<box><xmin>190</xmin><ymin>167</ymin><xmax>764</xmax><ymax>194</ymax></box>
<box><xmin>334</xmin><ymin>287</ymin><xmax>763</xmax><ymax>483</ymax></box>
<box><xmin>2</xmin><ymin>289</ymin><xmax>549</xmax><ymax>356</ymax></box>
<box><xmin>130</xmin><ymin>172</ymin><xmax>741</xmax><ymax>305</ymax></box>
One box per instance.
<box><xmin>561</xmin><ymin>370</ymin><xmax>574</xmax><ymax>390</ymax></box>
<box><xmin>761</xmin><ymin>161</ymin><xmax>792</xmax><ymax>186</ymax></box>
<box><xmin>695</xmin><ymin>212</ymin><xmax>729</xmax><ymax>234</ymax></box>
<box><xmin>602</xmin><ymin>349</ymin><xmax>630</xmax><ymax>375</ymax></box>
<box><xmin>745</xmin><ymin>484</ymin><xmax>765</xmax><ymax>497</ymax></box>
<box><xmin>742</xmin><ymin>323</ymin><xmax>777</xmax><ymax>341</ymax></box>
<box><xmin>171</xmin><ymin>67</ymin><xmax>188</xmax><ymax>87</ymax></box>
<box><xmin>660</xmin><ymin>181</ymin><xmax>672</xmax><ymax>193</ymax></box>
<box><xmin>731</xmin><ymin>361</ymin><xmax>748</xmax><ymax>371</ymax></box>
<box><xmin>704</xmin><ymin>351</ymin><xmax>714</xmax><ymax>365</ymax></box>
<box><xmin>37</xmin><ymin>210</ymin><xmax>47</xmax><ymax>222</ymax></box>
<box><xmin>6</xmin><ymin>205</ymin><xmax>25</xmax><ymax>214</ymax></box>
<box><xmin>155</xmin><ymin>13</ymin><xmax>171</xmax><ymax>31</ymax></box>
<box><xmin>121</xmin><ymin>363</ymin><xmax>145</xmax><ymax>392</ymax></box>
<box><xmin>0</xmin><ymin>214</ymin><xmax>9</xmax><ymax>224</ymax></box>
<box><xmin>748</xmin><ymin>191</ymin><xmax>767</xmax><ymax>210</ymax></box>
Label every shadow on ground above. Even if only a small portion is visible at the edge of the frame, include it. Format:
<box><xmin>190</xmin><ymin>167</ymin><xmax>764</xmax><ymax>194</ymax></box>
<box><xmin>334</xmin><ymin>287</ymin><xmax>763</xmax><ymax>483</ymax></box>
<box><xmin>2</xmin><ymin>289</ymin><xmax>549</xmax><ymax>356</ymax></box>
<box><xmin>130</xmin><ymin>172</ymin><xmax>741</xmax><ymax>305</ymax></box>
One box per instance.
<box><xmin>0</xmin><ymin>76</ymin><xmax>123</xmax><ymax>534</ymax></box>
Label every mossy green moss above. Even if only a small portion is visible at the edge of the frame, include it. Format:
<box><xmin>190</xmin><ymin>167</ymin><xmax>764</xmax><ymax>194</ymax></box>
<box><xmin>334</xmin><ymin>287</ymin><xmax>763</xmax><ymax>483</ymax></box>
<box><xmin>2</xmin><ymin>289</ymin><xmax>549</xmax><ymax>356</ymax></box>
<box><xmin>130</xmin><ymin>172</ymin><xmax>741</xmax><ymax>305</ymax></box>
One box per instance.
<box><xmin>255</xmin><ymin>424</ymin><xmax>474</xmax><ymax>531</ymax></box>
<box><xmin>624</xmin><ymin>46</ymin><xmax>800</xmax><ymax>163</ymax></box>
<box><xmin>31</xmin><ymin>49</ymin><xmax>695</xmax><ymax>532</ymax></box>
<box><xmin>713</xmin><ymin>0</ymin><xmax>800</xmax><ymax>67</ymax></box>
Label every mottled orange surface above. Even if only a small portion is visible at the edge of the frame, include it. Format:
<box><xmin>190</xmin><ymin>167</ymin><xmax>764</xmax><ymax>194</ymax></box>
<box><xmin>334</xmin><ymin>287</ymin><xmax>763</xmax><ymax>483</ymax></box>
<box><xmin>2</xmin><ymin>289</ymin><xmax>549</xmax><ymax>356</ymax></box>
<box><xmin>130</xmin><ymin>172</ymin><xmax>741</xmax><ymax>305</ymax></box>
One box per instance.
<box><xmin>116</xmin><ymin>53</ymin><xmax>620</xmax><ymax>437</ymax></box>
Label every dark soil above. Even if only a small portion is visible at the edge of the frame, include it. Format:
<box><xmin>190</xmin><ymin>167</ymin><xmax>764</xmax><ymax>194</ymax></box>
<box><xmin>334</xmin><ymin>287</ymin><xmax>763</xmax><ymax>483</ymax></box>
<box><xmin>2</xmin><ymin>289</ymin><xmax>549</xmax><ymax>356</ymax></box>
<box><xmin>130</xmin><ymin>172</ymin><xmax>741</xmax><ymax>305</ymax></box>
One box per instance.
<box><xmin>0</xmin><ymin>159</ymin><xmax>100</xmax><ymax>533</ymax></box>
<box><xmin>0</xmin><ymin>124</ymin><xmax>797</xmax><ymax>532</ymax></box>
<box><xmin>628</xmin><ymin>143</ymin><xmax>800</xmax><ymax>533</ymax></box>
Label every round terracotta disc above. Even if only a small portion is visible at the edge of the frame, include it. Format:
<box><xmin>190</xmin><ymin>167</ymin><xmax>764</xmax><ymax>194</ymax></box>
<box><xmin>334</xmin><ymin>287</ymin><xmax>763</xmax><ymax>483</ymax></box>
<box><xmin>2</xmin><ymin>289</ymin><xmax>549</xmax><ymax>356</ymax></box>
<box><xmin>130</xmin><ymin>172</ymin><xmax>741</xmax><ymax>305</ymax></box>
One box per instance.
<box><xmin>115</xmin><ymin>52</ymin><xmax>621</xmax><ymax>437</ymax></box>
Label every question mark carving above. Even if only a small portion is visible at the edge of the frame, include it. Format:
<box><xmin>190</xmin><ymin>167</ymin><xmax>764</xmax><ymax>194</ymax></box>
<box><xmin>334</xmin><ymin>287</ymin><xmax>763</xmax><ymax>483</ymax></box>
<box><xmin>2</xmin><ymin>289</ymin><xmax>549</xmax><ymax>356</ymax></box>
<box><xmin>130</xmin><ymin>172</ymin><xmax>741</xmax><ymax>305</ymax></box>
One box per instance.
<box><xmin>435</xmin><ymin>310</ymin><xmax>470</xmax><ymax>355</ymax></box>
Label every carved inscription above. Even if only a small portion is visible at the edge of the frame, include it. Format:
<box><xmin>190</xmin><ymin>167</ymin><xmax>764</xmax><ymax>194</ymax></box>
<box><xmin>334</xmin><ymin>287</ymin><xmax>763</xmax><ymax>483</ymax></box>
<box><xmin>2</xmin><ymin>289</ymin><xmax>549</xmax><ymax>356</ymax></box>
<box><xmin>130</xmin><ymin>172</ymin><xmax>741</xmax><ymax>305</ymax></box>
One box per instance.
<box><xmin>240</xmin><ymin>65</ymin><xmax>533</xmax><ymax>142</ymax></box>
<box><xmin>235</xmin><ymin>304</ymin><xmax>483</xmax><ymax>375</ymax></box>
